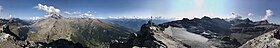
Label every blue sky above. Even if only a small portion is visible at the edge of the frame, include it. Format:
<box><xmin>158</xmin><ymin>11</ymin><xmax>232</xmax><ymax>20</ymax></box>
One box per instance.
<box><xmin>0</xmin><ymin>0</ymin><xmax>279</xmax><ymax>24</ymax></box>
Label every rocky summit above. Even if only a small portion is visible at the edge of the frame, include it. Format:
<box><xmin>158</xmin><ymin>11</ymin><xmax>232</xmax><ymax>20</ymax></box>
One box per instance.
<box><xmin>239</xmin><ymin>29</ymin><xmax>280</xmax><ymax>48</ymax></box>
<box><xmin>111</xmin><ymin>20</ymin><xmax>189</xmax><ymax>48</ymax></box>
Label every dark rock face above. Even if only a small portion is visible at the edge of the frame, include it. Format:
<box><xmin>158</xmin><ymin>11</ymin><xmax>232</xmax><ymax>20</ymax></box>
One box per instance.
<box><xmin>221</xmin><ymin>37</ymin><xmax>241</xmax><ymax>46</ymax></box>
<box><xmin>0</xmin><ymin>24</ymin><xmax>20</xmax><ymax>40</ymax></box>
<box><xmin>38</xmin><ymin>39</ymin><xmax>84</xmax><ymax>48</ymax></box>
<box><xmin>17</xmin><ymin>26</ymin><xmax>30</xmax><ymax>40</ymax></box>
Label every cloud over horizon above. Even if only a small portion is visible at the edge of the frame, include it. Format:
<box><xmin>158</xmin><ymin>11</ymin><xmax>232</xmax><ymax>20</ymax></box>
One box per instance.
<box><xmin>64</xmin><ymin>11</ymin><xmax>81</xmax><ymax>15</ymax></box>
<box><xmin>0</xmin><ymin>5</ymin><xmax>3</xmax><ymax>16</ymax></box>
<box><xmin>0</xmin><ymin>5</ymin><xmax>2</xmax><ymax>12</ymax></box>
<box><xmin>30</xmin><ymin>16</ymin><xmax>42</xmax><ymax>20</ymax></box>
<box><xmin>262</xmin><ymin>9</ymin><xmax>274</xmax><ymax>20</ymax></box>
<box><xmin>229</xmin><ymin>12</ymin><xmax>242</xmax><ymax>19</ymax></box>
<box><xmin>248</xmin><ymin>13</ymin><xmax>254</xmax><ymax>16</ymax></box>
<box><xmin>34</xmin><ymin>3</ymin><xmax>60</xmax><ymax>14</ymax></box>
<box><xmin>64</xmin><ymin>11</ymin><xmax>93</xmax><ymax>18</ymax></box>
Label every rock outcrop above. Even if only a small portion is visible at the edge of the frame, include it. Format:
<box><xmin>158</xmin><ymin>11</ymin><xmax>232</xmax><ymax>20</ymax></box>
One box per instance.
<box><xmin>104</xmin><ymin>18</ymin><xmax>170</xmax><ymax>31</ymax></box>
<box><xmin>0</xmin><ymin>24</ymin><xmax>17</xmax><ymax>42</ymax></box>
<box><xmin>239</xmin><ymin>29</ymin><xmax>280</xmax><ymax>48</ymax></box>
<box><xmin>112</xmin><ymin>20</ymin><xmax>189</xmax><ymax>48</ymax></box>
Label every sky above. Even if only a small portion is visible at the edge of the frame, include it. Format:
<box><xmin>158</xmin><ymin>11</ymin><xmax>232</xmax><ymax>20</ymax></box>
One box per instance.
<box><xmin>0</xmin><ymin>0</ymin><xmax>280</xmax><ymax>24</ymax></box>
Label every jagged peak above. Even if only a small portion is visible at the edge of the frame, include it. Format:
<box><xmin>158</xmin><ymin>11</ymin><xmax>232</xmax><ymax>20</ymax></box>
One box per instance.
<box><xmin>239</xmin><ymin>29</ymin><xmax>280</xmax><ymax>48</ymax></box>
<box><xmin>192</xmin><ymin>18</ymin><xmax>200</xmax><ymax>21</ymax></box>
<box><xmin>254</xmin><ymin>20</ymin><xmax>270</xmax><ymax>25</ymax></box>
<box><xmin>201</xmin><ymin>16</ymin><xmax>211</xmax><ymax>20</ymax></box>
<box><xmin>181</xmin><ymin>16</ymin><xmax>223</xmax><ymax>21</ymax></box>
<box><xmin>259</xmin><ymin>20</ymin><xmax>269</xmax><ymax>23</ymax></box>
<box><xmin>182</xmin><ymin>18</ymin><xmax>189</xmax><ymax>21</ymax></box>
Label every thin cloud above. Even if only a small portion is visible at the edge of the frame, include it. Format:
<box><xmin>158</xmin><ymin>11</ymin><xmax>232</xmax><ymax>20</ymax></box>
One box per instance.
<box><xmin>0</xmin><ymin>5</ymin><xmax>2</xmax><ymax>12</ymax></box>
<box><xmin>261</xmin><ymin>9</ymin><xmax>273</xmax><ymax>20</ymax></box>
<box><xmin>9</xmin><ymin>14</ymin><xmax>15</xmax><ymax>18</ymax></box>
<box><xmin>64</xmin><ymin>11</ymin><xmax>93</xmax><ymax>18</ymax></box>
<box><xmin>34</xmin><ymin>3</ymin><xmax>60</xmax><ymax>14</ymax></box>
<box><xmin>30</xmin><ymin>16</ymin><xmax>42</xmax><ymax>20</ymax></box>
<box><xmin>248</xmin><ymin>13</ymin><xmax>254</xmax><ymax>16</ymax></box>
<box><xmin>79</xmin><ymin>13</ymin><xmax>93</xmax><ymax>17</ymax></box>
<box><xmin>64</xmin><ymin>11</ymin><xmax>82</xmax><ymax>15</ymax></box>
<box><xmin>64</xmin><ymin>12</ymin><xmax>71</xmax><ymax>15</ymax></box>
<box><xmin>230</xmin><ymin>12</ymin><xmax>242</xmax><ymax>19</ymax></box>
<box><xmin>73</xmin><ymin>12</ymin><xmax>82</xmax><ymax>14</ymax></box>
<box><xmin>0</xmin><ymin>5</ymin><xmax>3</xmax><ymax>17</ymax></box>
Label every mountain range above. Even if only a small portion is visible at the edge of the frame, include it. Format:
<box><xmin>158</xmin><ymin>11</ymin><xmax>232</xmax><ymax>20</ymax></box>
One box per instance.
<box><xmin>112</xmin><ymin>16</ymin><xmax>280</xmax><ymax>48</ymax></box>
<box><xmin>0</xmin><ymin>15</ymin><xmax>279</xmax><ymax>48</ymax></box>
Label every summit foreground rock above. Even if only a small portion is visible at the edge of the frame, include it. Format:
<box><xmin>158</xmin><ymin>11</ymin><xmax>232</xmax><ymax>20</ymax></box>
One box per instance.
<box><xmin>239</xmin><ymin>29</ymin><xmax>280</xmax><ymax>48</ymax></box>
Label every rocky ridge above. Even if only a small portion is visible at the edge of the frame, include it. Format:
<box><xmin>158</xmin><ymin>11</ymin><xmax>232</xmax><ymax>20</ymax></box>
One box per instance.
<box><xmin>239</xmin><ymin>28</ymin><xmax>280</xmax><ymax>48</ymax></box>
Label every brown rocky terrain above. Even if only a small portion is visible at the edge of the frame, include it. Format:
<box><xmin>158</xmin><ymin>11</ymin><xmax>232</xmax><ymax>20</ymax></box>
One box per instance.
<box><xmin>0</xmin><ymin>14</ymin><xmax>134</xmax><ymax>48</ymax></box>
<box><xmin>239</xmin><ymin>29</ymin><xmax>280</xmax><ymax>48</ymax></box>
